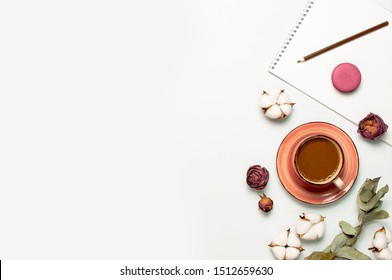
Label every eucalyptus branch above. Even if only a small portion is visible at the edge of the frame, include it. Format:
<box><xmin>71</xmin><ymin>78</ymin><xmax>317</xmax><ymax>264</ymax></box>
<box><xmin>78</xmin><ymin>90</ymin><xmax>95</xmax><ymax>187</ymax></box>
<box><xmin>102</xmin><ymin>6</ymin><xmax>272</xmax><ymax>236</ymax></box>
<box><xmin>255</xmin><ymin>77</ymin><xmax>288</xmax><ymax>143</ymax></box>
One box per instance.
<box><xmin>305</xmin><ymin>177</ymin><xmax>389</xmax><ymax>260</ymax></box>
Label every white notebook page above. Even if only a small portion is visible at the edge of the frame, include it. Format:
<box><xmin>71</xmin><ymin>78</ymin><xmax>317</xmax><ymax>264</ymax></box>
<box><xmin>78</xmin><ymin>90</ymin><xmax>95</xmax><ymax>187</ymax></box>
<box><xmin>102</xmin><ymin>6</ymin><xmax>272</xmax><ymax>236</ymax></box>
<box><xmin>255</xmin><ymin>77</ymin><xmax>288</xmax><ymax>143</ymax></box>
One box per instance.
<box><xmin>269</xmin><ymin>0</ymin><xmax>392</xmax><ymax>146</ymax></box>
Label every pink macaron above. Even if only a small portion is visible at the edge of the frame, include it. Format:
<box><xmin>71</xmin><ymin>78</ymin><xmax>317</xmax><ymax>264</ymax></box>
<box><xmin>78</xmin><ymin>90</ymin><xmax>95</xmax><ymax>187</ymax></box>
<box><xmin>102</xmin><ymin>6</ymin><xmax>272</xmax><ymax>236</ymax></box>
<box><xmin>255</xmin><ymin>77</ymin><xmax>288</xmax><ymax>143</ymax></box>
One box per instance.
<box><xmin>331</xmin><ymin>62</ymin><xmax>361</xmax><ymax>93</ymax></box>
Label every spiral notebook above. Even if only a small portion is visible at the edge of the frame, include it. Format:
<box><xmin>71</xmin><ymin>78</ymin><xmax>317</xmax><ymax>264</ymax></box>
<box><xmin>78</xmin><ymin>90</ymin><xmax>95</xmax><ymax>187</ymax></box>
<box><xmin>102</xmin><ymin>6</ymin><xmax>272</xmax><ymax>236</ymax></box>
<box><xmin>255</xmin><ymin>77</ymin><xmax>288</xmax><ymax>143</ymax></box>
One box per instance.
<box><xmin>269</xmin><ymin>0</ymin><xmax>392</xmax><ymax>146</ymax></box>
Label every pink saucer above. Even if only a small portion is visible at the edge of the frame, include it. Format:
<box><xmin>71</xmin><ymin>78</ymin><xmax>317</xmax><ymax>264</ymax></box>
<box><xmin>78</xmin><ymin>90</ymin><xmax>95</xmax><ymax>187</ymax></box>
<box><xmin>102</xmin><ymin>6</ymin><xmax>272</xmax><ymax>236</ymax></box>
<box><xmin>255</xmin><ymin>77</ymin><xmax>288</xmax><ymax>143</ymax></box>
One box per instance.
<box><xmin>331</xmin><ymin>62</ymin><xmax>361</xmax><ymax>93</ymax></box>
<box><xmin>276</xmin><ymin>122</ymin><xmax>359</xmax><ymax>205</ymax></box>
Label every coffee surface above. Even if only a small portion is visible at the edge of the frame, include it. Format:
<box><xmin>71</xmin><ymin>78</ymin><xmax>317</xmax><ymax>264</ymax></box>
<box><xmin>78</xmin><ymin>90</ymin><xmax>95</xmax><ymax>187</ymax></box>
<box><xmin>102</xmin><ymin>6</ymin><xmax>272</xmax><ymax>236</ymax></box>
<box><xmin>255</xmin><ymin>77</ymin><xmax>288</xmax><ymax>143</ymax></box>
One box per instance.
<box><xmin>295</xmin><ymin>137</ymin><xmax>342</xmax><ymax>183</ymax></box>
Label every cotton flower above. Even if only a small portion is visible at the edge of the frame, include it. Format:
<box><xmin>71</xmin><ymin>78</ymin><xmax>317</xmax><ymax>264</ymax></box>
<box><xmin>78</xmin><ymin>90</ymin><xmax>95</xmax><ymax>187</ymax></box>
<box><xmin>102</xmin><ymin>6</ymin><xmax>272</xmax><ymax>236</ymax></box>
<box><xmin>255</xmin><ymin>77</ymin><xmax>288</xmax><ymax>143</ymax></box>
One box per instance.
<box><xmin>269</xmin><ymin>229</ymin><xmax>304</xmax><ymax>260</ymax></box>
<box><xmin>369</xmin><ymin>227</ymin><xmax>392</xmax><ymax>260</ymax></box>
<box><xmin>296</xmin><ymin>213</ymin><xmax>325</xmax><ymax>240</ymax></box>
<box><xmin>259</xmin><ymin>89</ymin><xmax>294</xmax><ymax>119</ymax></box>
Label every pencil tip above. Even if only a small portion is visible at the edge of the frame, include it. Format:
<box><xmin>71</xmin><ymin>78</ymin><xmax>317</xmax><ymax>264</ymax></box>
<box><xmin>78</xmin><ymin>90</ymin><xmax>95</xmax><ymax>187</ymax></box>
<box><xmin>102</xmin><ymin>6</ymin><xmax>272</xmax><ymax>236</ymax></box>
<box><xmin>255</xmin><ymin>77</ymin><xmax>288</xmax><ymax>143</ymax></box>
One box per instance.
<box><xmin>297</xmin><ymin>58</ymin><xmax>305</xmax><ymax>63</ymax></box>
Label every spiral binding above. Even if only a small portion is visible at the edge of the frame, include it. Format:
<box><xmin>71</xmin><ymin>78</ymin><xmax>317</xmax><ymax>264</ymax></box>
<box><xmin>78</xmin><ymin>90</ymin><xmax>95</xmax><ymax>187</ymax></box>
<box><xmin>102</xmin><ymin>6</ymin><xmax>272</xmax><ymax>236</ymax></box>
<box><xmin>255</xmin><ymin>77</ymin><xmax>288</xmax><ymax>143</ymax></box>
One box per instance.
<box><xmin>269</xmin><ymin>0</ymin><xmax>315</xmax><ymax>71</ymax></box>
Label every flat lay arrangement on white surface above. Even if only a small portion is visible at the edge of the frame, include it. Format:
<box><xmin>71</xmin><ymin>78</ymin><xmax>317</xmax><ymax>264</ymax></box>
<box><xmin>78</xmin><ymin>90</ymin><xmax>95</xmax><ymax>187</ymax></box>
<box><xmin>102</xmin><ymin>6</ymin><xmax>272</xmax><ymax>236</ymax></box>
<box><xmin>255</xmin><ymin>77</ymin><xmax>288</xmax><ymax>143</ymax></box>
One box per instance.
<box><xmin>0</xmin><ymin>0</ymin><xmax>392</xmax><ymax>260</ymax></box>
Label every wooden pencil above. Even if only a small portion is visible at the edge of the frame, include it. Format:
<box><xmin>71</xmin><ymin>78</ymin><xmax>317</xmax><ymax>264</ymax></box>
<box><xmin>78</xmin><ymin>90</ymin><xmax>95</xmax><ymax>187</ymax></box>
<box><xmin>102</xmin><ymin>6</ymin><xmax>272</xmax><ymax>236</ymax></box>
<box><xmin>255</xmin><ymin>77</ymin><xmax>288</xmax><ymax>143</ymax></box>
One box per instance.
<box><xmin>297</xmin><ymin>21</ymin><xmax>389</xmax><ymax>63</ymax></box>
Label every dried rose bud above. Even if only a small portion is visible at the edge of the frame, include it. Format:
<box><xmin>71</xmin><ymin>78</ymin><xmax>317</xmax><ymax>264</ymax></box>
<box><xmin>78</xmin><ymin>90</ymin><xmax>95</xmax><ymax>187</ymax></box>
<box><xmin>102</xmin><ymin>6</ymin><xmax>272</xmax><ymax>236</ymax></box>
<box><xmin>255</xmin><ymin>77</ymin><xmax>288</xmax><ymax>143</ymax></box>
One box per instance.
<box><xmin>357</xmin><ymin>112</ymin><xmax>388</xmax><ymax>140</ymax></box>
<box><xmin>258</xmin><ymin>193</ymin><xmax>273</xmax><ymax>212</ymax></box>
<box><xmin>246</xmin><ymin>165</ymin><xmax>269</xmax><ymax>190</ymax></box>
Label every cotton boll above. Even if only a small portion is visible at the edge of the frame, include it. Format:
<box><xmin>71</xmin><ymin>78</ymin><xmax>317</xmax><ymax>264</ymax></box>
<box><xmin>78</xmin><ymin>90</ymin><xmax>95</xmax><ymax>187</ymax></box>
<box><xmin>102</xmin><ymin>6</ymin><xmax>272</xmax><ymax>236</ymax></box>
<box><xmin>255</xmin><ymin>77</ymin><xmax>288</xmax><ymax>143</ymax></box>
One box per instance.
<box><xmin>259</xmin><ymin>89</ymin><xmax>294</xmax><ymax>119</ymax></box>
<box><xmin>287</xmin><ymin>229</ymin><xmax>302</xmax><ymax>248</ymax></box>
<box><xmin>270</xmin><ymin>229</ymin><xmax>289</xmax><ymax>247</ymax></box>
<box><xmin>271</xmin><ymin>246</ymin><xmax>286</xmax><ymax>260</ymax></box>
<box><xmin>312</xmin><ymin>221</ymin><xmax>325</xmax><ymax>239</ymax></box>
<box><xmin>300</xmin><ymin>228</ymin><xmax>318</xmax><ymax>240</ymax></box>
<box><xmin>265</xmin><ymin>89</ymin><xmax>281</xmax><ymax>100</ymax></box>
<box><xmin>279</xmin><ymin>104</ymin><xmax>293</xmax><ymax>116</ymax></box>
<box><xmin>285</xmin><ymin>247</ymin><xmax>301</xmax><ymax>260</ymax></box>
<box><xmin>374</xmin><ymin>248</ymin><xmax>392</xmax><ymax>260</ymax></box>
<box><xmin>373</xmin><ymin>230</ymin><xmax>388</xmax><ymax>249</ymax></box>
<box><xmin>296</xmin><ymin>219</ymin><xmax>312</xmax><ymax>236</ymax></box>
<box><xmin>269</xmin><ymin>229</ymin><xmax>303</xmax><ymax>260</ymax></box>
<box><xmin>385</xmin><ymin>227</ymin><xmax>392</xmax><ymax>243</ymax></box>
<box><xmin>259</xmin><ymin>93</ymin><xmax>275</xmax><ymax>109</ymax></box>
<box><xmin>276</xmin><ymin>91</ymin><xmax>292</xmax><ymax>105</ymax></box>
<box><xmin>304</xmin><ymin>213</ymin><xmax>323</xmax><ymax>224</ymax></box>
<box><xmin>369</xmin><ymin>227</ymin><xmax>392</xmax><ymax>260</ymax></box>
<box><xmin>265</xmin><ymin>104</ymin><xmax>283</xmax><ymax>119</ymax></box>
<box><xmin>297</xmin><ymin>213</ymin><xmax>325</xmax><ymax>240</ymax></box>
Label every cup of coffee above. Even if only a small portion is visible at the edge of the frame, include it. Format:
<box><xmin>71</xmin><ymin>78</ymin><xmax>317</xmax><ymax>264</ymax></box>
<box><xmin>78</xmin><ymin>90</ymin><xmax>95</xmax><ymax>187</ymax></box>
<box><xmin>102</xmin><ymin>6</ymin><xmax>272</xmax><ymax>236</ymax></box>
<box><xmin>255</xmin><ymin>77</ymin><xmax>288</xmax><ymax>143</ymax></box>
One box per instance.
<box><xmin>294</xmin><ymin>135</ymin><xmax>345</xmax><ymax>189</ymax></box>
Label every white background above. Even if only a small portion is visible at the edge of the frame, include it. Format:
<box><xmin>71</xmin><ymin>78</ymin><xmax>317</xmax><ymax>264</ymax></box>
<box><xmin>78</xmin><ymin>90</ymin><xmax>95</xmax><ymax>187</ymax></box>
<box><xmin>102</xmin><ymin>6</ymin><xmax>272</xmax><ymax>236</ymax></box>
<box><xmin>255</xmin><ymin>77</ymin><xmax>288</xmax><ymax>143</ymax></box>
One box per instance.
<box><xmin>0</xmin><ymin>0</ymin><xmax>391</xmax><ymax>260</ymax></box>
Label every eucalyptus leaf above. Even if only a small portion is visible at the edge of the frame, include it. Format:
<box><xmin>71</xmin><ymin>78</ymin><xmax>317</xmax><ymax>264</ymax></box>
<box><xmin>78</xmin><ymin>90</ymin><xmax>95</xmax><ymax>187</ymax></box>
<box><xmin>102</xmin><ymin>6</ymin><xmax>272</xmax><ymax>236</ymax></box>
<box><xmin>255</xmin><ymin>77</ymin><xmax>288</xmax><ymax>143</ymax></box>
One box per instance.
<box><xmin>330</xmin><ymin>233</ymin><xmax>349</xmax><ymax>253</ymax></box>
<box><xmin>358</xmin><ymin>209</ymin><xmax>367</xmax><ymax>223</ymax></box>
<box><xmin>339</xmin><ymin>221</ymin><xmax>356</xmax><ymax>236</ymax></box>
<box><xmin>335</xmin><ymin>246</ymin><xmax>372</xmax><ymax>260</ymax></box>
<box><xmin>373</xmin><ymin>200</ymin><xmax>384</xmax><ymax>212</ymax></box>
<box><xmin>357</xmin><ymin>185</ymin><xmax>389</xmax><ymax>212</ymax></box>
<box><xmin>306</xmin><ymin>178</ymin><xmax>390</xmax><ymax>261</ymax></box>
<box><xmin>305</xmin><ymin>252</ymin><xmax>336</xmax><ymax>260</ymax></box>
<box><xmin>362</xmin><ymin>210</ymin><xmax>389</xmax><ymax>225</ymax></box>
<box><xmin>360</xmin><ymin>189</ymin><xmax>374</xmax><ymax>203</ymax></box>
<box><xmin>368</xmin><ymin>185</ymin><xmax>389</xmax><ymax>209</ymax></box>
<box><xmin>322</xmin><ymin>245</ymin><xmax>332</xmax><ymax>253</ymax></box>
<box><xmin>358</xmin><ymin>177</ymin><xmax>380</xmax><ymax>203</ymax></box>
<box><xmin>345</xmin><ymin>237</ymin><xmax>357</xmax><ymax>247</ymax></box>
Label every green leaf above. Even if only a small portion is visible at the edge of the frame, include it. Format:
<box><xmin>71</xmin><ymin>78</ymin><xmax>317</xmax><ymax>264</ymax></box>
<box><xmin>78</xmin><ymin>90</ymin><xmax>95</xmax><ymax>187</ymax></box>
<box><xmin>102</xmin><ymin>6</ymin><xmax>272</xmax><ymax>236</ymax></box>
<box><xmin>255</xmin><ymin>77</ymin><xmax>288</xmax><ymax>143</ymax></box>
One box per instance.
<box><xmin>373</xmin><ymin>200</ymin><xmax>384</xmax><ymax>212</ymax></box>
<box><xmin>330</xmin><ymin>233</ymin><xmax>349</xmax><ymax>253</ymax></box>
<box><xmin>358</xmin><ymin>209</ymin><xmax>367</xmax><ymax>223</ymax></box>
<box><xmin>305</xmin><ymin>178</ymin><xmax>390</xmax><ymax>261</ymax></box>
<box><xmin>358</xmin><ymin>177</ymin><xmax>380</xmax><ymax>203</ymax></box>
<box><xmin>339</xmin><ymin>221</ymin><xmax>356</xmax><ymax>236</ymax></box>
<box><xmin>357</xmin><ymin>185</ymin><xmax>389</xmax><ymax>212</ymax></box>
<box><xmin>362</xmin><ymin>210</ymin><xmax>389</xmax><ymax>225</ymax></box>
<box><xmin>305</xmin><ymin>252</ymin><xmax>336</xmax><ymax>260</ymax></box>
<box><xmin>368</xmin><ymin>185</ymin><xmax>388</xmax><ymax>210</ymax></box>
<box><xmin>322</xmin><ymin>245</ymin><xmax>332</xmax><ymax>253</ymax></box>
<box><xmin>335</xmin><ymin>246</ymin><xmax>371</xmax><ymax>260</ymax></box>
<box><xmin>345</xmin><ymin>237</ymin><xmax>357</xmax><ymax>247</ymax></box>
